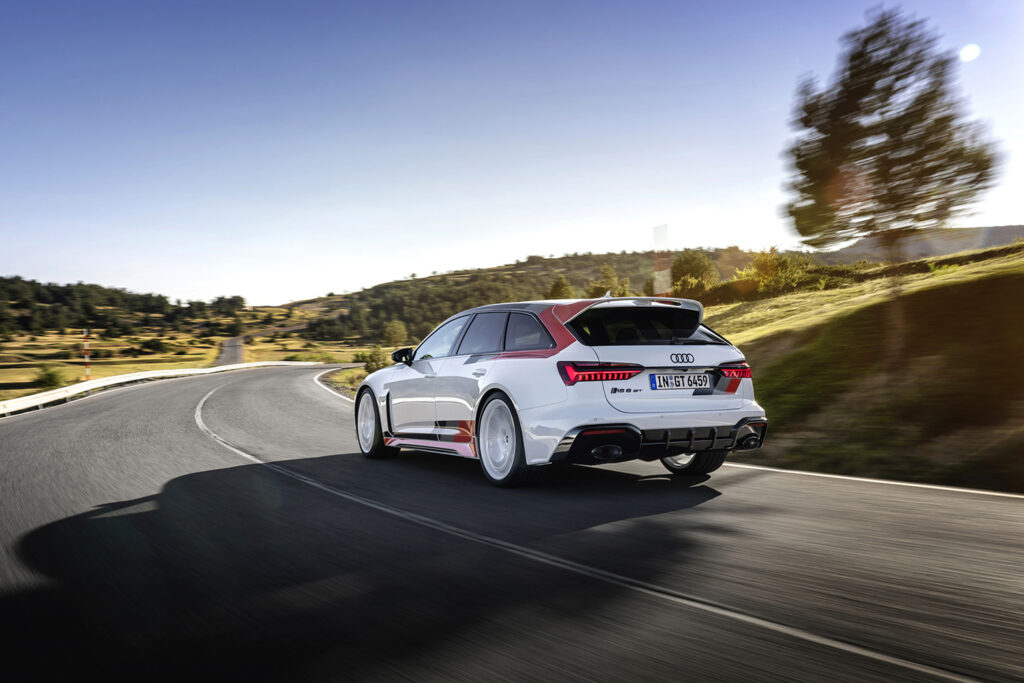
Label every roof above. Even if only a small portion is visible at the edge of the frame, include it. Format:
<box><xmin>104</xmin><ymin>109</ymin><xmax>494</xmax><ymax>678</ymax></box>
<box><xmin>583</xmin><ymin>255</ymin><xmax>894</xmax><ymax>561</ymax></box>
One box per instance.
<box><xmin>449</xmin><ymin>296</ymin><xmax>702</xmax><ymax>320</ymax></box>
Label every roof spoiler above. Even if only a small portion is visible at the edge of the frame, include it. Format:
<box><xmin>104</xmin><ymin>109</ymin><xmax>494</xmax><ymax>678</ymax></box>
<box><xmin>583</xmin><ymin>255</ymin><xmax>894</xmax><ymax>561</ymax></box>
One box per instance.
<box><xmin>551</xmin><ymin>296</ymin><xmax>703</xmax><ymax>325</ymax></box>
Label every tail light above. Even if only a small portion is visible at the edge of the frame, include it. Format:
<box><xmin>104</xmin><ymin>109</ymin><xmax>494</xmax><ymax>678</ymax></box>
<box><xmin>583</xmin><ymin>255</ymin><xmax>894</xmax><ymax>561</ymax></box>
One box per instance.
<box><xmin>719</xmin><ymin>362</ymin><xmax>752</xmax><ymax>379</ymax></box>
<box><xmin>557</xmin><ymin>361</ymin><xmax>644</xmax><ymax>386</ymax></box>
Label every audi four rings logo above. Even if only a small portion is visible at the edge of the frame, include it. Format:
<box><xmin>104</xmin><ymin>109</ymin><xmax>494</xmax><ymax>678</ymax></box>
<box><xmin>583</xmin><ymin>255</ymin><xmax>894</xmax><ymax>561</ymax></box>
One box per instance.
<box><xmin>670</xmin><ymin>353</ymin><xmax>695</xmax><ymax>363</ymax></box>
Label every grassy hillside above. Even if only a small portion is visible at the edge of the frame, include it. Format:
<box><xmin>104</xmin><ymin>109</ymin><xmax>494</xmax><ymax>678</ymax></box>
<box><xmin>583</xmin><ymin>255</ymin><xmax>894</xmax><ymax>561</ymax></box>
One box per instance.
<box><xmin>820</xmin><ymin>224</ymin><xmax>1024</xmax><ymax>263</ymax></box>
<box><xmin>726</xmin><ymin>251</ymin><xmax>1024</xmax><ymax>492</ymax></box>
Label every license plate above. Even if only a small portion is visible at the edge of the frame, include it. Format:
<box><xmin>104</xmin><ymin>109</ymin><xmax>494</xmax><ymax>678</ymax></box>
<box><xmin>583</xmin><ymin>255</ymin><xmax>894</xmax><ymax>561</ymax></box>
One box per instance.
<box><xmin>649</xmin><ymin>372</ymin><xmax>710</xmax><ymax>390</ymax></box>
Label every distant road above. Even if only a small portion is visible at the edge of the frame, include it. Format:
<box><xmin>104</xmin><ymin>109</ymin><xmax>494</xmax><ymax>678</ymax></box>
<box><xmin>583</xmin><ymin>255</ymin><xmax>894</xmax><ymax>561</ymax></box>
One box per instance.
<box><xmin>215</xmin><ymin>321</ymin><xmax>319</xmax><ymax>365</ymax></box>
<box><xmin>0</xmin><ymin>366</ymin><xmax>1021</xmax><ymax>681</ymax></box>
<box><xmin>214</xmin><ymin>335</ymin><xmax>244</xmax><ymax>365</ymax></box>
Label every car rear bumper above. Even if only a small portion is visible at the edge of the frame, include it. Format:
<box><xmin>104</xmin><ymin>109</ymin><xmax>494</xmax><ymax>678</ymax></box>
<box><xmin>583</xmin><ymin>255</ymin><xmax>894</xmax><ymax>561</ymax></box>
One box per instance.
<box><xmin>517</xmin><ymin>399</ymin><xmax>767</xmax><ymax>465</ymax></box>
<box><xmin>547</xmin><ymin>416</ymin><xmax>767</xmax><ymax>464</ymax></box>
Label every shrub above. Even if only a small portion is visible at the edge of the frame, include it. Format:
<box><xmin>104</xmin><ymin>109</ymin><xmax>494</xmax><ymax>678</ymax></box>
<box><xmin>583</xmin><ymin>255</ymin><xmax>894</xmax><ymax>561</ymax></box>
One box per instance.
<box><xmin>34</xmin><ymin>364</ymin><xmax>65</xmax><ymax>389</ymax></box>
<box><xmin>671</xmin><ymin>275</ymin><xmax>705</xmax><ymax>299</ymax></box>
<box><xmin>353</xmin><ymin>346</ymin><xmax>390</xmax><ymax>373</ymax></box>
<box><xmin>141</xmin><ymin>338</ymin><xmax>169</xmax><ymax>353</ymax></box>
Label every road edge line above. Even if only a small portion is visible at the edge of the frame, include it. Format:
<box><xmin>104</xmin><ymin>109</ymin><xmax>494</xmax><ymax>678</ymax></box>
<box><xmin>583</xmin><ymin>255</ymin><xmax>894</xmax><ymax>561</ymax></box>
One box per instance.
<box><xmin>724</xmin><ymin>462</ymin><xmax>1024</xmax><ymax>500</ymax></box>
<box><xmin>312</xmin><ymin>368</ymin><xmax>354</xmax><ymax>402</ymax></box>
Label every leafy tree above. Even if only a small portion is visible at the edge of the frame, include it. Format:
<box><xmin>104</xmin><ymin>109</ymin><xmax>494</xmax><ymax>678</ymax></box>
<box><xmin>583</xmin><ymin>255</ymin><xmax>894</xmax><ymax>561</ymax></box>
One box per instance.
<box><xmin>346</xmin><ymin>303</ymin><xmax>368</xmax><ymax>338</ymax></box>
<box><xmin>546</xmin><ymin>275</ymin><xmax>576</xmax><ymax>299</ymax></box>
<box><xmin>584</xmin><ymin>264</ymin><xmax>632</xmax><ymax>298</ymax></box>
<box><xmin>383</xmin><ymin>320</ymin><xmax>408</xmax><ymax>347</ymax></box>
<box><xmin>670</xmin><ymin>250</ymin><xmax>719</xmax><ymax>289</ymax></box>
<box><xmin>785</xmin><ymin>8</ymin><xmax>1000</xmax><ymax>256</ymax></box>
<box><xmin>0</xmin><ymin>299</ymin><xmax>11</xmax><ymax>333</ymax></box>
<box><xmin>225</xmin><ymin>317</ymin><xmax>244</xmax><ymax>336</ymax></box>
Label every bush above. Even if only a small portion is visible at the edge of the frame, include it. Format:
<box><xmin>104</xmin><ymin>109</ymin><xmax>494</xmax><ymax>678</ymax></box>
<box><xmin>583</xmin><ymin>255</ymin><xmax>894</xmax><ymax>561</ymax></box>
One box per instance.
<box><xmin>34</xmin><ymin>364</ymin><xmax>65</xmax><ymax>389</ymax></box>
<box><xmin>141</xmin><ymin>338</ymin><xmax>170</xmax><ymax>353</ymax></box>
<box><xmin>671</xmin><ymin>275</ymin><xmax>705</xmax><ymax>299</ymax></box>
<box><xmin>353</xmin><ymin>346</ymin><xmax>390</xmax><ymax>372</ymax></box>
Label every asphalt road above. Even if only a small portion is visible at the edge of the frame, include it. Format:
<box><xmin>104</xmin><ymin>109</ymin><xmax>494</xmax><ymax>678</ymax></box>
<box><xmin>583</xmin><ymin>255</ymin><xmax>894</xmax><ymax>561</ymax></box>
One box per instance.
<box><xmin>215</xmin><ymin>336</ymin><xmax>244</xmax><ymax>365</ymax></box>
<box><xmin>0</xmin><ymin>366</ymin><xmax>1021</xmax><ymax>682</ymax></box>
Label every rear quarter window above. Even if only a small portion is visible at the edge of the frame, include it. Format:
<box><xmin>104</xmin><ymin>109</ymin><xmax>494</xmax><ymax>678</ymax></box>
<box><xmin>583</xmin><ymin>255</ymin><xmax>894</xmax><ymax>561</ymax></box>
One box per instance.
<box><xmin>504</xmin><ymin>312</ymin><xmax>555</xmax><ymax>351</ymax></box>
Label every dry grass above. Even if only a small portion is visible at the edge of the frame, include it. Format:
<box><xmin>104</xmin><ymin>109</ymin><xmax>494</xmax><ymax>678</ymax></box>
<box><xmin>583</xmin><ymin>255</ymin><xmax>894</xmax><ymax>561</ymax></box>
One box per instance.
<box><xmin>0</xmin><ymin>331</ymin><xmax>221</xmax><ymax>400</ymax></box>
<box><xmin>705</xmin><ymin>247</ymin><xmax>1024</xmax><ymax>345</ymax></box>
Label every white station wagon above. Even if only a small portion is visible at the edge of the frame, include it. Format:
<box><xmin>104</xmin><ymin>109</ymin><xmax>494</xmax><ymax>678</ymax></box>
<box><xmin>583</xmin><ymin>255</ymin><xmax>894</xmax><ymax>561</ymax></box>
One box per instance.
<box><xmin>355</xmin><ymin>297</ymin><xmax>767</xmax><ymax>486</ymax></box>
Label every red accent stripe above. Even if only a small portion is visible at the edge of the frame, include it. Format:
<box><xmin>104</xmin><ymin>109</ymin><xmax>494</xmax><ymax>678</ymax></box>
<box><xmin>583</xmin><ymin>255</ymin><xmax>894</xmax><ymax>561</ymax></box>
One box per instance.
<box><xmin>550</xmin><ymin>299</ymin><xmax>597</xmax><ymax>324</ymax></box>
<box><xmin>493</xmin><ymin>349</ymin><xmax>559</xmax><ymax>360</ymax></box>
<box><xmin>539</xmin><ymin>305</ymin><xmax>585</xmax><ymax>351</ymax></box>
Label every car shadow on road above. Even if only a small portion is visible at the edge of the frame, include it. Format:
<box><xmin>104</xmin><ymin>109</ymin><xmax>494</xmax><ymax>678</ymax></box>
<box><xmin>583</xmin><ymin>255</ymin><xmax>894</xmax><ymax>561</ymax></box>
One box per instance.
<box><xmin>1</xmin><ymin>453</ymin><xmax>733</xmax><ymax>681</ymax></box>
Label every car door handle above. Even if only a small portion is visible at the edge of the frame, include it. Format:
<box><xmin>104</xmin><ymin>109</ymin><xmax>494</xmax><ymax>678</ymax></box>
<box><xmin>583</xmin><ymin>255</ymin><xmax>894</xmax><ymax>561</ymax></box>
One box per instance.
<box><xmin>425</xmin><ymin>373</ymin><xmax>437</xmax><ymax>379</ymax></box>
<box><xmin>472</xmin><ymin>368</ymin><xmax>487</xmax><ymax>377</ymax></box>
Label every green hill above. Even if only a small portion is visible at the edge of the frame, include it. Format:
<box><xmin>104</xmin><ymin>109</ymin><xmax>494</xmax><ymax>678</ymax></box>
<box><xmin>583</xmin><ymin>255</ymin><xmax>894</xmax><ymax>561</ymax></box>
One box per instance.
<box><xmin>723</xmin><ymin>248</ymin><xmax>1024</xmax><ymax>492</ymax></box>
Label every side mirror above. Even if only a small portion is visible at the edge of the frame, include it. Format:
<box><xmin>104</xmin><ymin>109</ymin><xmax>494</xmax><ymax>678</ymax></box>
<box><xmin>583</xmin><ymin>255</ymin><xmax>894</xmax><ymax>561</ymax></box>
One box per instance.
<box><xmin>391</xmin><ymin>347</ymin><xmax>413</xmax><ymax>364</ymax></box>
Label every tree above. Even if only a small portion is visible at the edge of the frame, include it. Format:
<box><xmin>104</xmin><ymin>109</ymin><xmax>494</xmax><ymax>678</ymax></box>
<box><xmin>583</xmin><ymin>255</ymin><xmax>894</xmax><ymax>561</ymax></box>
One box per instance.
<box><xmin>670</xmin><ymin>250</ymin><xmax>719</xmax><ymax>289</ymax></box>
<box><xmin>0</xmin><ymin>300</ymin><xmax>11</xmax><ymax>334</ymax></box>
<box><xmin>785</xmin><ymin>8</ymin><xmax>999</xmax><ymax>257</ymax></box>
<box><xmin>346</xmin><ymin>303</ymin><xmax>368</xmax><ymax>338</ymax></box>
<box><xmin>584</xmin><ymin>264</ymin><xmax>632</xmax><ymax>298</ymax></box>
<box><xmin>546</xmin><ymin>275</ymin><xmax>575</xmax><ymax>299</ymax></box>
<box><xmin>383</xmin><ymin>319</ymin><xmax>408</xmax><ymax>347</ymax></box>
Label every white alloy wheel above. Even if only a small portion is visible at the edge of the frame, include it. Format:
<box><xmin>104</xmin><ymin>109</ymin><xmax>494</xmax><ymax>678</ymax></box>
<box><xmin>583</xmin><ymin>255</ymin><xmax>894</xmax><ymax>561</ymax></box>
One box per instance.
<box><xmin>357</xmin><ymin>391</ymin><xmax>378</xmax><ymax>453</ymax></box>
<box><xmin>479</xmin><ymin>399</ymin><xmax>517</xmax><ymax>481</ymax></box>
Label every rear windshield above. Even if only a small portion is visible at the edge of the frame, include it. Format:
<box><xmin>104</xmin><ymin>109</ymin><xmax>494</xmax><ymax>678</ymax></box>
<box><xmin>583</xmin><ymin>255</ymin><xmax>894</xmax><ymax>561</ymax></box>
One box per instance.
<box><xmin>567</xmin><ymin>306</ymin><xmax>720</xmax><ymax>346</ymax></box>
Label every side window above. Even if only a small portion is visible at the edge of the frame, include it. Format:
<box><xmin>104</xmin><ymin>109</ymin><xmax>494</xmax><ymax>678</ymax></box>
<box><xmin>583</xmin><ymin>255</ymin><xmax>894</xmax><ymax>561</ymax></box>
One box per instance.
<box><xmin>413</xmin><ymin>317</ymin><xmax>469</xmax><ymax>361</ymax></box>
<box><xmin>504</xmin><ymin>313</ymin><xmax>555</xmax><ymax>351</ymax></box>
<box><xmin>457</xmin><ymin>313</ymin><xmax>507</xmax><ymax>355</ymax></box>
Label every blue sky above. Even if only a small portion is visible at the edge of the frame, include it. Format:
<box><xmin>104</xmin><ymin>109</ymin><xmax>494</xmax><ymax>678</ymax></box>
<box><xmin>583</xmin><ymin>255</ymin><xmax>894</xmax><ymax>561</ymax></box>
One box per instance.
<box><xmin>1</xmin><ymin>0</ymin><xmax>1021</xmax><ymax>304</ymax></box>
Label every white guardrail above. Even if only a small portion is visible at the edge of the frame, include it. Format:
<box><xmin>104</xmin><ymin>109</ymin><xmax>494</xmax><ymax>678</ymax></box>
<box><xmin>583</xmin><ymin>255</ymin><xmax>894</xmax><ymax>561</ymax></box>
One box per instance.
<box><xmin>0</xmin><ymin>361</ymin><xmax>323</xmax><ymax>417</ymax></box>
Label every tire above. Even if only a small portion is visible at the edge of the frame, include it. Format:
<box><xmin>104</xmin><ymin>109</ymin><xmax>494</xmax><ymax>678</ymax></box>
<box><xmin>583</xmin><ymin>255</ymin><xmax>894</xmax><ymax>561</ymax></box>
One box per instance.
<box><xmin>355</xmin><ymin>388</ymin><xmax>398</xmax><ymax>459</ymax></box>
<box><xmin>476</xmin><ymin>393</ymin><xmax>535</xmax><ymax>487</ymax></box>
<box><xmin>660</xmin><ymin>450</ymin><xmax>728</xmax><ymax>476</ymax></box>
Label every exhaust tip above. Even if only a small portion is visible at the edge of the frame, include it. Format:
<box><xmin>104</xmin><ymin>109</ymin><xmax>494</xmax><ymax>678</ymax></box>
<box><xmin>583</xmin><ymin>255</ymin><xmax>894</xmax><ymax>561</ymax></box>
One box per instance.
<box><xmin>737</xmin><ymin>435</ymin><xmax>761</xmax><ymax>451</ymax></box>
<box><xmin>590</xmin><ymin>444</ymin><xmax>623</xmax><ymax>460</ymax></box>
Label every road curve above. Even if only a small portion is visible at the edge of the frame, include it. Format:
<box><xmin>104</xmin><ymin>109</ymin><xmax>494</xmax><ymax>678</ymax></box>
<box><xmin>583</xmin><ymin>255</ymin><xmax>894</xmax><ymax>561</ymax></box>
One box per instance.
<box><xmin>0</xmin><ymin>366</ymin><xmax>1021</xmax><ymax>681</ymax></box>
